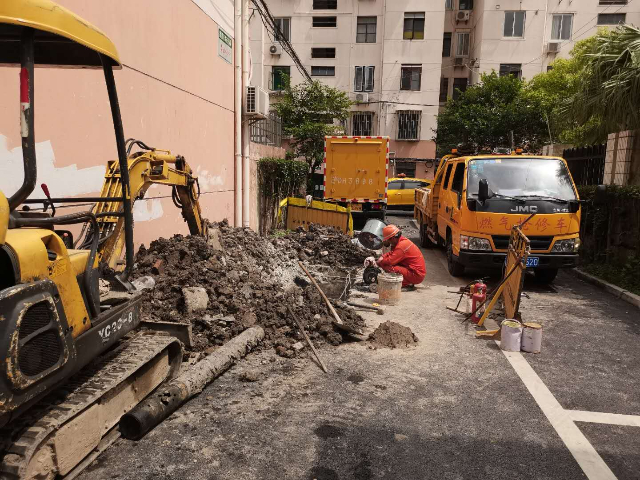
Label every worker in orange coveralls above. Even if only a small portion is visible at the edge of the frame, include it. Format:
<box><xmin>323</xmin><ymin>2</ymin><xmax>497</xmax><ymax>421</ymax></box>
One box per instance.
<box><xmin>364</xmin><ymin>224</ymin><xmax>426</xmax><ymax>288</ymax></box>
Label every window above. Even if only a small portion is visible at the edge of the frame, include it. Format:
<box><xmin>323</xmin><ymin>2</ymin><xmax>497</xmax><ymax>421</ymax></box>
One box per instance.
<box><xmin>312</xmin><ymin>48</ymin><xmax>336</xmax><ymax>58</ymax></box>
<box><xmin>354</xmin><ymin>66</ymin><xmax>374</xmax><ymax>92</ymax></box>
<box><xmin>599</xmin><ymin>1</ymin><xmax>627</xmax><ymax>4</ymax></box>
<box><xmin>404</xmin><ymin>180</ymin><xmax>424</xmax><ymax>189</ymax></box>
<box><xmin>313</xmin><ymin>16</ymin><xmax>337</xmax><ymax>27</ymax></box>
<box><xmin>352</xmin><ymin>112</ymin><xmax>374</xmax><ymax>136</ymax></box>
<box><xmin>271</xmin><ymin>66</ymin><xmax>290</xmax><ymax>91</ymax></box>
<box><xmin>443</xmin><ymin>163</ymin><xmax>453</xmax><ymax>189</ymax></box>
<box><xmin>274</xmin><ymin>18</ymin><xmax>291</xmax><ymax>41</ymax></box>
<box><xmin>313</xmin><ymin>0</ymin><xmax>337</xmax><ymax>9</ymax></box>
<box><xmin>551</xmin><ymin>14</ymin><xmax>573</xmax><ymax>40</ymax></box>
<box><xmin>443</xmin><ymin>32</ymin><xmax>452</xmax><ymax>57</ymax></box>
<box><xmin>499</xmin><ymin>63</ymin><xmax>522</xmax><ymax>79</ymax></box>
<box><xmin>388</xmin><ymin>180</ymin><xmax>403</xmax><ymax>190</ymax></box>
<box><xmin>400</xmin><ymin>65</ymin><xmax>422</xmax><ymax>91</ymax></box>
<box><xmin>459</xmin><ymin>0</ymin><xmax>474</xmax><ymax>10</ymax></box>
<box><xmin>357</xmin><ymin>17</ymin><xmax>377</xmax><ymax>43</ymax></box>
<box><xmin>451</xmin><ymin>162</ymin><xmax>465</xmax><ymax>206</ymax></box>
<box><xmin>597</xmin><ymin>13</ymin><xmax>626</xmax><ymax>25</ymax></box>
<box><xmin>456</xmin><ymin>32</ymin><xmax>470</xmax><ymax>56</ymax></box>
<box><xmin>439</xmin><ymin>78</ymin><xmax>449</xmax><ymax>103</ymax></box>
<box><xmin>404</xmin><ymin>12</ymin><xmax>425</xmax><ymax>40</ymax></box>
<box><xmin>311</xmin><ymin>66</ymin><xmax>335</xmax><ymax>76</ymax></box>
<box><xmin>446</xmin><ymin>0</ymin><xmax>454</xmax><ymax>10</ymax></box>
<box><xmin>452</xmin><ymin>77</ymin><xmax>467</xmax><ymax>100</ymax></box>
<box><xmin>251</xmin><ymin>112</ymin><xmax>282</xmax><ymax>146</ymax></box>
<box><xmin>397</xmin><ymin>111</ymin><xmax>421</xmax><ymax>141</ymax></box>
<box><xmin>504</xmin><ymin>11</ymin><xmax>525</xmax><ymax>38</ymax></box>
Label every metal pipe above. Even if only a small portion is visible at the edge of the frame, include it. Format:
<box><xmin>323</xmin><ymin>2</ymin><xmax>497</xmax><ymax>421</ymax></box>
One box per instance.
<box><xmin>22</xmin><ymin>196</ymin><xmax>124</xmax><ymax>204</ymax></box>
<box><xmin>102</xmin><ymin>58</ymin><xmax>135</xmax><ymax>282</ymax></box>
<box><xmin>234</xmin><ymin>0</ymin><xmax>243</xmax><ymax>227</ymax></box>
<box><xmin>242</xmin><ymin>0</ymin><xmax>251</xmax><ymax>228</ymax></box>
<box><xmin>9</xmin><ymin>28</ymin><xmax>37</xmax><ymax>212</ymax></box>
<box><xmin>119</xmin><ymin>326</ymin><xmax>264</xmax><ymax>440</ymax></box>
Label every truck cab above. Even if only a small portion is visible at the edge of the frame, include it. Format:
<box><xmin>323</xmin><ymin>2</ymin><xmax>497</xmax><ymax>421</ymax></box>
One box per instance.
<box><xmin>415</xmin><ymin>153</ymin><xmax>581</xmax><ymax>283</ymax></box>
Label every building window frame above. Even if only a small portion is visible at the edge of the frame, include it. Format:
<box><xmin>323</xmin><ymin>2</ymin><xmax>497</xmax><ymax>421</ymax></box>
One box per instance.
<box><xmin>397</xmin><ymin>110</ymin><xmax>422</xmax><ymax>141</ymax></box>
<box><xmin>354</xmin><ymin>66</ymin><xmax>375</xmax><ymax>92</ymax></box>
<box><xmin>356</xmin><ymin>16</ymin><xmax>377</xmax><ymax>43</ymax></box>
<box><xmin>597</xmin><ymin>13</ymin><xmax>626</xmax><ymax>25</ymax></box>
<box><xmin>598</xmin><ymin>1</ymin><xmax>627</xmax><ymax>5</ymax></box>
<box><xmin>459</xmin><ymin>0</ymin><xmax>474</xmax><ymax>10</ymax></box>
<box><xmin>551</xmin><ymin>14</ymin><xmax>573</xmax><ymax>40</ymax></box>
<box><xmin>400</xmin><ymin>65</ymin><xmax>422</xmax><ymax>91</ymax></box>
<box><xmin>311</xmin><ymin>47</ymin><xmax>336</xmax><ymax>58</ymax></box>
<box><xmin>499</xmin><ymin>63</ymin><xmax>522</xmax><ymax>79</ymax></box>
<box><xmin>312</xmin><ymin>16</ymin><xmax>337</xmax><ymax>28</ymax></box>
<box><xmin>445</xmin><ymin>0</ymin><xmax>454</xmax><ymax>10</ymax></box>
<box><xmin>452</xmin><ymin>77</ymin><xmax>468</xmax><ymax>100</ymax></box>
<box><xmin>504</xmin><ymin>11</ymin><xmax>526</xmax><ymax>38</ymax></box>
<box><xmin>313</xmin><ymin>0</ymin><xmax>337</xmax><ymax>9</ymax></box>
<box><xmin>271</xmin><ymin>66</ymin><xmax>291</xmax><ymax>91</ymax></box>
<box><xmin>273</xmin><ymin>17</ymin><xmax>291</xmax><ymax>42</ymax></box>
<box><xmin>455</xmin><ymin>32</ymin><xmax>470</xmax><ymax>56</ymax></box>
<box><xmin>403</xmin><ymin>12</ymin><xmax>425</xmax><ymax>40</ymax></box>
<box><xmin>439</xmin><ymin>77</ymin><xmax>449</xmax><ymax>103</ymax></box>
<box><xmin>311</xmin><ymin>66</ymin><xmax>336</xmax><ymax>76</ymax></box>
<box><xmin>351</xmin><ymin>112</ymin><xmax>374</xmax><ymax>136</ymax></box>
<box><xmin>443</xmin><ymin>32</ymin><xmax>452</xmax><ymax>57</ymax></box>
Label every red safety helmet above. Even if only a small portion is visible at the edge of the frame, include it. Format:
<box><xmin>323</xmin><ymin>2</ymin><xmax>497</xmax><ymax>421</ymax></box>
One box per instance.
<box><xmin>382</xmin><ymin>224</ymin><xmax>400</xmax><ymax>241</ymax></box>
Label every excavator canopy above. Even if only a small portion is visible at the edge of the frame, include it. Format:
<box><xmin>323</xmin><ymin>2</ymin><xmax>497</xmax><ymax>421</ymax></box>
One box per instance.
<box><xmin>0</xmin><ymin>0</ymin><xmax>120</xmax><ymax>68</ymax></box>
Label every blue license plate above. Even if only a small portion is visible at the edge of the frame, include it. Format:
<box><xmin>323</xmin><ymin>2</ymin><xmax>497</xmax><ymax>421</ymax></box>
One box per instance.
<box><xmin>526</xmin><ymin>257</ymin><xmax>539</xmax><ymax>268</ymax></box>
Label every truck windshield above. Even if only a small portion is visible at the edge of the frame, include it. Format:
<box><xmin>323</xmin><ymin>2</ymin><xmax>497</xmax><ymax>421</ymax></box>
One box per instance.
<box><xmin>467</xmin><ymin>158</ymin><xmax>576</xmax><ymax>201</ymax></box>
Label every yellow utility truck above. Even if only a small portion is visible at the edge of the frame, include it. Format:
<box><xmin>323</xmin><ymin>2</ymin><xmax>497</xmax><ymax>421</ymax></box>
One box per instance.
<box><xmin>414</xmin><ymin>152</ymin><xmax>581</xmax><ymax>283</ymax></box>
<box><xmin>322</xmin><ymin>136</ymin><xmax>389</xmax><ymax>221</ymax></box>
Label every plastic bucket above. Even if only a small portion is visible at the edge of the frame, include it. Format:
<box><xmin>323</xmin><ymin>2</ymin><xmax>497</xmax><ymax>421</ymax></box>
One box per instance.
<box><xmin>500</xmin><ymin>320</ymin><xmax>523</xmax><ymax>352</ymax></box>
<box><xmin>378</xmin><ymin>272</ymin><xmax>403</xmax><ymax>305</ymax></box>
<box><xmin>358</xmin><ymin>219</ymin><xmax>386</xmax><ymax>250</ymax></box>
<box><xmin>521</xmin><ymin>322</ymin><xmax>543</xmax><ymax>353</ymax></box>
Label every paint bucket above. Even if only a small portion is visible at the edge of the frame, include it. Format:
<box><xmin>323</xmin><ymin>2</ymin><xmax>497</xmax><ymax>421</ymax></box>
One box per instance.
<box><xmin>500</xmin><ymin>320</ymin><xmax>523</xmax><ymax>352</ymax></box>
<box><xmin>377</xmin><ymin>272</ymin><xmax>403</xmax><ymax>305</ymax></box>
<box><xmin>521</xmin><ymin>322</ymin><xmax>543</xmax><ymax>353</ymax></box>
<box><xmin>358</xmin><ymin>219</ymin><xmax>386</xmax><ymax>250</ymax></box>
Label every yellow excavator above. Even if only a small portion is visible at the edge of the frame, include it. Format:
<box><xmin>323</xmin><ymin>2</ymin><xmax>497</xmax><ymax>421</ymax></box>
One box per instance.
<box><xmin>0</xmin><ymin>1</ymin><xmax>207</xmax><ymax>477</ymax></box>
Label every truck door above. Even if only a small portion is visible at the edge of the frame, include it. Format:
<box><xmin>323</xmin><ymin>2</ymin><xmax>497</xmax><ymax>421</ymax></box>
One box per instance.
<box><xmin>448</xmin><ymin>162</ymin><xmax>466</xmax><ymax>248</ymax></box>
<box><xmin>437</xmin><ymin>162</ymin><xmax>454</xmax><ymax>239</ymax></box>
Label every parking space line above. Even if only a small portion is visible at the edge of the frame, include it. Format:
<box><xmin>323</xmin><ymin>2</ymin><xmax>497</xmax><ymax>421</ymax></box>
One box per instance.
<box><xmin>499</xmin><ymin>345</ymin><xmax>617</xmax><ymax>480</ymax></box>
<box><xmin>568</xmin><ymin>410</ymin><xmax>640</xmax><ymax>427</ymax></box>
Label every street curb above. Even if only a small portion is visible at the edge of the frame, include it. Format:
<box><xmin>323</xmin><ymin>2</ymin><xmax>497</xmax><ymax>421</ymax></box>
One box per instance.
<box><xmin>574</xmin><ymin>268</ymin><xmax>640</xmax><ymax>310</ymax></box>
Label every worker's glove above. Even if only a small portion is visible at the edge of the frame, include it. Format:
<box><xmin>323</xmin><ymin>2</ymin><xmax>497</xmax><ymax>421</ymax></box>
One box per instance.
<box><xmin>364</xmin><ymin>256</ymin><xmax>377</xmax><ymax>268</ymax></box>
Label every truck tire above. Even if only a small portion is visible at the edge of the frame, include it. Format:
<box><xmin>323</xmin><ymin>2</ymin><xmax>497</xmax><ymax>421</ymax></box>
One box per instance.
<box><xmin>419</xmin><ymin>223</ymin><xmax>434</xmax><ymax>248</ymax></box>
<box><xmin>446</xmin><ymin>234</ymin><xmax>465</xmax><ymax>277</ymax></box>
<box><xmin>534</xmin><ymin>268</ymin><xmax>558</xmax><ymax>284</ymax></box>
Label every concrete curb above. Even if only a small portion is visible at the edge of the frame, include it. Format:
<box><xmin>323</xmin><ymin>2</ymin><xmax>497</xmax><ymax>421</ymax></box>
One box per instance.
<box><xmin>574</xmin><ymin>268</ymin><xmax>640</xmax><ymax>310</ymax></box>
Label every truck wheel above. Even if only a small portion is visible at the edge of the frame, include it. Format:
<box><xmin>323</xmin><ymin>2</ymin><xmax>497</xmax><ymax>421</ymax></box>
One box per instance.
<box><xmin>446</xmin><ymin>235</ymin><xmax>465</xmax><ymax>277</ymax></box>
<box><xmin>419</xmin><ymin>224</ymin><xmax>434</xmax><ymax>248</ymax></box>
<box><xmin>534</xmin><ymin>268</ymin><xmax>558</xmax><ymax>284</ymax></box>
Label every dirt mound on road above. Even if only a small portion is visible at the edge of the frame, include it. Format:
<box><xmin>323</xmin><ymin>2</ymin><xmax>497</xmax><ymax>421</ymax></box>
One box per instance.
<box><xmin>368</xmin><ymin>321</ymin><xmax>418</xmax><ymax>349</ymax></box>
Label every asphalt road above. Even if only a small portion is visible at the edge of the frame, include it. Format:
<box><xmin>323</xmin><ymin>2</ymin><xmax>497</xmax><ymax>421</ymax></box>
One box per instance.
<box><xmin>82</xmin><ymin>213</ymin><xmax>640</xmax><ymax>480</ymax></box>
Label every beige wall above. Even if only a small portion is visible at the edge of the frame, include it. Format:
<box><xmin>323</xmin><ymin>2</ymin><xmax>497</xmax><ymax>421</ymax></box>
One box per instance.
<box><xmin>0</xmin><ymin>0</ymin><xmax>237</xmax><ymax>248</ymax></box>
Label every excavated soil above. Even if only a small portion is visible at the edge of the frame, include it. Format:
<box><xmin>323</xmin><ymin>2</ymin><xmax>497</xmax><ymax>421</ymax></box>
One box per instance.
<box><xmin>134</xmin><ymin>221</ymin><xmax>372</xmax><ymax>358</ymax></box>
<box><xmin>368</xmin><ymin>321</ymin><xmax>419</xmax><ymax>349</ymax></box>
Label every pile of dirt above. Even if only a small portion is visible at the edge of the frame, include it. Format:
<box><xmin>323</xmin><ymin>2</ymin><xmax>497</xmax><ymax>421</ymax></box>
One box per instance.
<box><xmin>134</xmin><ymin>220</ymin><xmax>368</xmax><ymax>357</ymax></box>
<box><xmin>368</xmin><ymin>321</ymin><xmax>418</xmax><ymax>349</ymax></box>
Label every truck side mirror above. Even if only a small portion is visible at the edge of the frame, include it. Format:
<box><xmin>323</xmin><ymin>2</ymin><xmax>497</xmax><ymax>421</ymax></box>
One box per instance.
<box><xmin>593</xmin><ymin>185</ymin><xmax>607</xmax><ymax>206</ymax></box>
<box><xmin>478</xmin><ymin>179</ymin><xmax>489</xmax><ymax>202</ymax></box>
<box><xmin>568</xmin><ymin>200</ymin><xmax>580</xmax><ymax>213</ymax></box>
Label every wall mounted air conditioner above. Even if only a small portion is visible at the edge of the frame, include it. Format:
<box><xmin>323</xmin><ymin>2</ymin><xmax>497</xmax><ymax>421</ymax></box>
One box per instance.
<box><xmin>454</xmin><ymin>57</ymin><xmax>466</xmax><ymax>67</ymax></box>
<box><xmin>269</xmin><ymin>43</ymin><xmax>282</xmax><ymax>55</ymax></box>
<box><xmin>245</xmin><ymin>86</ymin><xmax>270</xmax><ymax>119</ymax></box>
<box><xmin>354</xmin><ymin>92</ymin><xmax>370</xmax><ymax>103</ymax></box>
<box><xmin>547</xmin><ymin>42</ymin><xmax>560</xmax><ymax>53</ymax></box>
<box><xmin>457</xmin><ymin>11</ymin><xmax>470</xmax><ymax>22</ymax></box>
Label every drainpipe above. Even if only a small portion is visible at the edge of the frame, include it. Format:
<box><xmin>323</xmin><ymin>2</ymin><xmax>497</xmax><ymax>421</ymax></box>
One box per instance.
<box><xmin>234</xmin><ymin>0</ymin><xmax>243</xmax><ymax>227</ymax></box>
<box><xmin>378</xmin><ymin>0</ymin><xmax>386</xmax><ymax>137</ymax></box>
<box><xmin>242</xmin><ymin>0</ymin><xmax>251</xmax><ymax>228</ymax></box>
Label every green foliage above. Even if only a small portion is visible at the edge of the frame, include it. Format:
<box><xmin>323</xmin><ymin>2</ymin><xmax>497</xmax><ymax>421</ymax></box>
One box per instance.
<box><xmin>583</xmin><ymin>259</ymin><xmax>640</xmax><ymax>296</ymax></box>
<box><xmin>435</xmin><ymin>72</ymin><xmax>547</xmax><ymax>156</ymax></box>
<box><xmin>273</xmin><ymin>77</ymin><xmax>352</xmax><ymax>174</ymax></box>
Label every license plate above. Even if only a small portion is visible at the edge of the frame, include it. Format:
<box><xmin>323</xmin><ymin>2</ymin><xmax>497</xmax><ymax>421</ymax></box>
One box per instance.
<box><xmin>526</xmin><ymin>257</ymin><xmax>539</xmax><ymax>268</ymax></box>
<box><xmin>350</xmin><ymin>203</ymin><xmax>362</xmax><ymax>211</ymax></box>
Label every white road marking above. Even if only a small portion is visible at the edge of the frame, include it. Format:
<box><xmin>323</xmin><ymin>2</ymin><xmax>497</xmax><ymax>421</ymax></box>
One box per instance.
<box><xmin>499</xmin><ymin>344</ymin><xmax>618</xmax><ymax>480</ymax></box>
<box><xmin>568</xmin><ymin>410</ymin><xmax>640</xmax><ymax>427</ymax></box>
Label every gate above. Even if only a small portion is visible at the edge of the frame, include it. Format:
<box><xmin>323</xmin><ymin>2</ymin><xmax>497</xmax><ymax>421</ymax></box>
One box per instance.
<box><xmin>562</xmin><ymin>144</ymin><xmax>606</xmax><ymax>186</ymax></box>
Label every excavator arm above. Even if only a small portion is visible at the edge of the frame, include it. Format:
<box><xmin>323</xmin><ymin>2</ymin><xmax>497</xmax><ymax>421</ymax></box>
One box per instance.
<box><xmin>81</xmin><ymin>145</ymin><xmax>208</xmax><ymax>271</ymax></box>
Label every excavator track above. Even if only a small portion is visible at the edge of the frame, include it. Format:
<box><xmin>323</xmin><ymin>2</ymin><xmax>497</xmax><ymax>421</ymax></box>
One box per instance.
<box><xmin>0</xmin><ymin>333</ymin><xmax>182</xmax><ymax>479</ymax></box>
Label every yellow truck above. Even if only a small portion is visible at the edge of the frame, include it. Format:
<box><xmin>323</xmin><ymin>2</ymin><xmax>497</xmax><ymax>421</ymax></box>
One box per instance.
<box><xmin>414</xmin><ymin>152</ymin><xmax>581</xmax><ymax>283</ymax></box>
<box><xmin>322</xmin><ymin>136</ymin><xmax>389</xmax><ymax>221</ymax></box>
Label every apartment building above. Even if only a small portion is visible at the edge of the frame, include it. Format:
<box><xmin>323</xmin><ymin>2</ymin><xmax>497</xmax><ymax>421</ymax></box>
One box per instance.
<box><xmin>251</xmin><ymin>0</ymin><xmax>445</xmax><ymax>177</ymax></box>
<box><xmin>440</xmin><ymin>0</ymin><xmax>640</xmax><ymax>102</ymax></box>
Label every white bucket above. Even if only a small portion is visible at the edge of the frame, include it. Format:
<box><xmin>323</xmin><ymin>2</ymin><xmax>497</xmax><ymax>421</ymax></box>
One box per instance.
<box><xmin>500</xmin><ymin>320</ymin><xmax>523</xmax><ymax>352</ymax></box>
<box><xmin>378</xmin><ymin>272</ymin><xmax>403</xmax><ymax>305</ymax></box>
<box><xmin>521</xmin><ymin>322</ymin><xmax>543</xmax><ymax>353</ymax></box>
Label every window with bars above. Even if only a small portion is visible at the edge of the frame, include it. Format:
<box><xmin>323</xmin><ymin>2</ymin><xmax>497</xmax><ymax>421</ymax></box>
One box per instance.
<box><xmin>499</xmin><ymin>63</ymin><xmax>522</xmax><ymax>79</ymax></box>
<box><xmin>251</xmin><ymin>112</ymin><xmax>283</xmax><ymax>146</ymax></box>
<box><xmin>313</xmin><ymin>16</ymin><xmax>337</xmax><ymax>27</ymax></box>
<box><xmin>312</xmin><ymin>48</ymin><xmax>336</xmax><ymax>58</ymax></box>
<box><xmin>400</xmin><ymin>65</ymin><xmax>422</xmax><ymax>91</ymax></box>
<box><xmin>354</xmin><ymin>66</ymin><xmax>374</xmax><ymax>92</ymax></box>
<box><xmin>403</xmin><ymin>12</ymin><xmax>425</xmax><ymax>40</ymax></box>
<box><xmin>271</xmin><ymin>66</ymin><xmax>290</xmax><ymax>91</ymax></box>
<box><xmin>313</xmin><ymin>0</ymin><xmax>337</xmax><ymax>9</ymax></box>
<box><xmin>311</xmin><ymin>66</ymin><xmax>335</xmax><ymax>76</ymax></box>
<box><xmin>597</xmin><ymin>13</ymin><xmax>626</xmax><ymax>25</ymax></box>
<box><xmin>351</xmin><ymin>112</ymin><xmax>374</xmax><ymax>136</ymax></box>
<box><xmin>274</xmin><ymin>18</ymin><xmax>291</xmax><ymax>41</ymax></box>
<box><xmin>357</xmin><ymin>16</ymin><xmax>377</xmax><ymax>43</ymax></box>
<box><xmin>551</xmin><ymin>14</ymin><xmax>573</xmax><ymax>40</ymax></box>
<box><xmin>443</xmin><ymin>32</ymin><xmax>452</xmax><ymax>57</ymax></box>
<box><xmin>452</xmin><ymin>77</ymin><xmax>467</xmax><ymax>100</ymax></box>
<box><xmin>397</xmin><ymin>111</ymin><xmax>421</xmax><ymax>141</ymax></box>
<box><xmin>439</xmin><ymin>77</ymin><xmax>449</xmax><ymax>103</ymax></box>
<box><xmin>456</xmin><ymin>32</ymin><xmax>469</xmax><ymax>56</ymax></box>
<box><xmin>504</xmin><ymin>11</ymin><xmax>525</xmax><ymax>38</ymax></box>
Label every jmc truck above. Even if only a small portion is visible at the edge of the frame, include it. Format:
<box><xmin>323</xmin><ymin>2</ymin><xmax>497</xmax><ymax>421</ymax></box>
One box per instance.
<box><xmin>323</xmin><ymin>136</ymin><xmax>389</xmax><ymax>221</ymax></box>
<box><xmin>414</xmin><ymin>152</ymin><xmax>581</xmax><ymax>283</ymax></box>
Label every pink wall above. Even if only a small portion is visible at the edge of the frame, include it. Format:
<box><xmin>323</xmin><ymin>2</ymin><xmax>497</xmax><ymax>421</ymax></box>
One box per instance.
<box><xmin>0</xmin><ymin>0</ymin><xmax>236</xmax><ymax>248</ymax></box>
<box><xmin>390</xmin><ymin>140</ymin><xmax>436</xmax><ymax>159</ymax></box>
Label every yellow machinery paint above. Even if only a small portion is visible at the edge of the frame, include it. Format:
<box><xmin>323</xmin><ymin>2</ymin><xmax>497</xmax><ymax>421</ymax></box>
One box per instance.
<box><xmin>0</xmin><ymin>192</ymin><xmax>8</xmax><ymax>245</ymax></box>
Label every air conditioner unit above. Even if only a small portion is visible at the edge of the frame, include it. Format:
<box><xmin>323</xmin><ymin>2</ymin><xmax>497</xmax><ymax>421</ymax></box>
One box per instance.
<box><xmin>457</xmin><ymin>11</ymin><xmax>470</xmax><ymax>22</ymax></box>
<box><xmin>354</xmin><ymin>92</ymin><xmax>369</xmax><ymax>103</ymax></box>
<box><xmin>245</xmin><ymin>86</ymin><xmax>270</xmax><ymax>119</ymax></box>
<box><xmin>547</xmin><ymin>42</ymin><xmax>560</xmax><ymax>53</ymax></box>
<box><xmin>269</xmin><ymin>43</ymin><xmax>282</xmax><ymax>55</ymax></box>
<box><xmin>454</xmin><ymin>57</ymin><xmax>465</xmax><ymax>66</ymax></box>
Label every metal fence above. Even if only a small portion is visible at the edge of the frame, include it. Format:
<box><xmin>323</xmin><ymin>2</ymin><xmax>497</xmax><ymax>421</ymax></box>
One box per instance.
<box><xmin>562</xmin><ymin>144</ymin><xmax>606</xmax><ymax>186</ymax></box>
<box><xmin>250</xmin><ymin>112</ymin><xmax>283</xmax><ymax>146</ymax></box>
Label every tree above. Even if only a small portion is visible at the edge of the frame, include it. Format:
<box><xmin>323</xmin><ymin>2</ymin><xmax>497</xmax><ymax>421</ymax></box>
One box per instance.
<box><xmin>273</xmin><ymin>78</ymin><xmax>352</xmax><ymax>182</ymax></box>
<box><xmin>435</xmin><ymin>72</ymin><xmax>547</xmax><ymax>156</ymax></box>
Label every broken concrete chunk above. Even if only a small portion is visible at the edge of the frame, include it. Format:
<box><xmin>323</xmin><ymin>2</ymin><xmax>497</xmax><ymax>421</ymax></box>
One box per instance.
<box><xmin>239</xmin><ymin>370</ymin><xmax>260</xmax><ymax>382</ymax></box>
<box><xmin>320</xmin><ymin>250</ymin><xmax>328</xmax><ymax>257</ymax></box>
<box><xmin>207</xmin><ymin>227</ymin><xmax>224</xmax><ymax>251</ymax></box>
<box><xmin>182</xmin><ymin>287</ymin><xmax>209</xmax><ymax>313</ymax></box>
<box><xmin>240</xmin><ymin>311</ymin><xmax>257</xmax><ymax>328</ymax></box>
<box><xmin>292</xmin><ymin>341</ymin><xmax>305</xmax><ymax>351</ymax></box>
<box><xmin>227</xmin><ymin>270</ymin><xmax>241</xmax><ymax>283</ymax></box>
<box><xmin>132</xmin><ymin>276</ymin><xmax>156</xmax><ymax>291</ymax></box>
